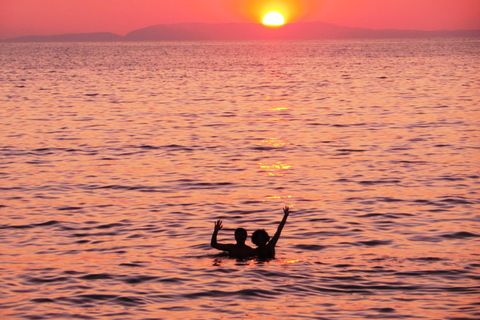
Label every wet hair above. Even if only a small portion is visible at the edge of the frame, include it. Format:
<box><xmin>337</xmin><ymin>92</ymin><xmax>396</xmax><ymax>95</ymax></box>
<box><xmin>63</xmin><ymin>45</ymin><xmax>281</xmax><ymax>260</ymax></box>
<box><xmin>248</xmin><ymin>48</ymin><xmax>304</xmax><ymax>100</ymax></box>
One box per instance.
<box><xmin>252</xmin><ymin>229</ymin><xmax>270</xmax><ymax>246</ymax></box>
<box><xmin>234</xmin><ymin>228</ymin><xmax>247</xmax><ymax>243</ymax></box>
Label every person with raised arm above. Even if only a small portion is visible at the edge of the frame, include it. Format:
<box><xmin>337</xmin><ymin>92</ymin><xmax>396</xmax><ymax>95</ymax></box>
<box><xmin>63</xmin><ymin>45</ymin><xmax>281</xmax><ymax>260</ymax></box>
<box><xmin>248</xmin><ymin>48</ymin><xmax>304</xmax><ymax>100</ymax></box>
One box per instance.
<box><xmin>252</xmin><ymin>206</ymin><xmax>290</xmax><ymax>260</ymax></box>
<box><xmin>210</xmin><ymin>220</ymin><xmax>255</xmax><ymax>259</ymax></box>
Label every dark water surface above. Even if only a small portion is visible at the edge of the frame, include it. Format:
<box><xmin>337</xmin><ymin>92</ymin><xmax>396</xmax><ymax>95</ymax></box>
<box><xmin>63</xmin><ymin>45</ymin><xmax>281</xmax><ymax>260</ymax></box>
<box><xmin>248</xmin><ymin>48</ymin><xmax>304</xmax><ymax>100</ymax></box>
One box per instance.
<box><xmin>0</xmin><ymin>39</ymin><xmax>479</xmax><ymax>319</ymax></box>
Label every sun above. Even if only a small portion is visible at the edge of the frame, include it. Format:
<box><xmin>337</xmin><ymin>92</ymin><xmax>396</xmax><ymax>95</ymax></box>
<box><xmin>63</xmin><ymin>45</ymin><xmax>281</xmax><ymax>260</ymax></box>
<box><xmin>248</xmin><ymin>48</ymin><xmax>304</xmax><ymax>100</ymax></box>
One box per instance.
<box><xmin>262</xmin><ymin>11</ymin><xmax>285</xmax><ymax>27</ymax></box>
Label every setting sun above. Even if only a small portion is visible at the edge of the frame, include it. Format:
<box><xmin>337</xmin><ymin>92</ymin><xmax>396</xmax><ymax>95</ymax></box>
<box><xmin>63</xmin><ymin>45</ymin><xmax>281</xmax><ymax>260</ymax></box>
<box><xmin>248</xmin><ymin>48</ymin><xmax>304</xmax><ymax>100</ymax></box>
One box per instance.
<box><xmin>262</xmin><ymin>11</ymin><xmax>285</xmax><ymax>27</ymax></box>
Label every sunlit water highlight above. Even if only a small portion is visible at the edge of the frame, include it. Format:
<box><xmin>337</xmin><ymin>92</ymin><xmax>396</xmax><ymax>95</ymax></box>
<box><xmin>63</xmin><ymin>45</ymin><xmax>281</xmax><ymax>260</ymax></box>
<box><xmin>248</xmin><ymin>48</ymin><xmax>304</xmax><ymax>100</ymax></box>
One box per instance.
<box><xmin>0</xmin><ymin>39</ymin><xmax>479</xmax><ymax>319</ymax></box>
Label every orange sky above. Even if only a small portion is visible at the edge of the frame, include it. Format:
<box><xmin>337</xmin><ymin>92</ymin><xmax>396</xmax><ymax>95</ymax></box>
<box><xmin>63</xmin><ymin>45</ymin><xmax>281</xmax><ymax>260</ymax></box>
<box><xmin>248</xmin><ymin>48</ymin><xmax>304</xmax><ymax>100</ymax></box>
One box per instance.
<box><xmin>1</xmin><ymin>0</ymin><xmax>479</xmax><ymax>39</ymax></box>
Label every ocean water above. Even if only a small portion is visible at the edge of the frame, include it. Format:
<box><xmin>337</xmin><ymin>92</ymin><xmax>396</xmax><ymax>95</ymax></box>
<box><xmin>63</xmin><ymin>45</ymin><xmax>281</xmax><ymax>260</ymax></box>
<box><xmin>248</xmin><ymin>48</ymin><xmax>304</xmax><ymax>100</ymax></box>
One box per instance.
<box><xmin>0</xmin><ymin>39</ymin><xmax>479</xmax><ymax>319</ymax></box>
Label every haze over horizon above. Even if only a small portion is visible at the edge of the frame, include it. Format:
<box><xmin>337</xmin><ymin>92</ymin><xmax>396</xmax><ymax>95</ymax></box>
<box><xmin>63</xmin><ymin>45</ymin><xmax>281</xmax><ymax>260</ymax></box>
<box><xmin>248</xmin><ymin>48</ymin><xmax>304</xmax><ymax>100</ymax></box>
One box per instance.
<box><xmin>1</xmin><ymin>0</ymin><xmax>480</xmax><ymax>40</ymax></box>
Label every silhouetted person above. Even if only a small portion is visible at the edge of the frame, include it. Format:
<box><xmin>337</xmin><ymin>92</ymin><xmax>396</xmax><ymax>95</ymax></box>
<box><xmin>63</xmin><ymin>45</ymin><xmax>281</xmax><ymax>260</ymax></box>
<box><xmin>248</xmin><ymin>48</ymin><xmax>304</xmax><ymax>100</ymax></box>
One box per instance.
<box><xmin>252</xmin><ymin>206</ymin><xmax>290</xmax><ymax>260</ymax></box>
<box><xmin>211</xmin><ymin>220</ymin><xmax>255</xmax><ymax>259</ymax></box>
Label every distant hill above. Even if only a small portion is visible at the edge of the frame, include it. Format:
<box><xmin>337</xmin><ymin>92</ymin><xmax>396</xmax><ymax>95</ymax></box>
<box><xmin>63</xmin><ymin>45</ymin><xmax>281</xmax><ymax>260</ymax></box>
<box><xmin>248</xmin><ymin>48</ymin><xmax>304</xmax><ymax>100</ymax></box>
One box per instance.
<box><xmin>124</xmin><ymin>22</ymin><xmax>371</xmax><ymax>41</ymax></box>
<box><xmin>3</xmin><ymin>22</ymin><xmax>480</xmax><ymax>42</ymax></box>
<box><xmin>2</xmin><ymin>32</ymin><xmax>124</xmax><ymax>42</ymax></box>
<box><xmin>124</xmin><ymin>22</ymin><xmax>480</xmax><ymax>41</ymax></box>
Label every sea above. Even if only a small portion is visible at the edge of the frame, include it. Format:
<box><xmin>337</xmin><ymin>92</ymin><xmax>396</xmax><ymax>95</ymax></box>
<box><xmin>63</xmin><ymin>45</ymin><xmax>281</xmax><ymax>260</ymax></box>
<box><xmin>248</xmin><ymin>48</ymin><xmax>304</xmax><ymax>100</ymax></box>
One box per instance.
<box><xmin>0</xmin><ymin>38</ymin><xmax>479</xmax><ymax>320</ymax></box>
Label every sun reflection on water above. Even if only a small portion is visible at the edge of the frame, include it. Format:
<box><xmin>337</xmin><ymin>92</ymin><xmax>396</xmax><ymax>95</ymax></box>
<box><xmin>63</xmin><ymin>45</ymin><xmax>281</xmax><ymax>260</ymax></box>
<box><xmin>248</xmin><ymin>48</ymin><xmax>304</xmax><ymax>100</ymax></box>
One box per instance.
<box><xmin>267</xmin><ymin>107</ymin><xmax>289</xmax><ymax>111</ymax></box>
<box><xmin>258</xmin><ymin>162</ymin><xmax>292</xmax><ymax>176</ymax></box>
<box><xmin>258</xmin><ymin>137</ymin><xmax>290</xmax><ymax>147</ymax></box>
<box><xmin>281</xmin><ymin>259</ymin><xmax>300</xmax><ymax>265</ymax></box>
<box><xmin>266</xmin><ymin>195</ymin><xmax>292</xmax><ymax>200</ymax></box>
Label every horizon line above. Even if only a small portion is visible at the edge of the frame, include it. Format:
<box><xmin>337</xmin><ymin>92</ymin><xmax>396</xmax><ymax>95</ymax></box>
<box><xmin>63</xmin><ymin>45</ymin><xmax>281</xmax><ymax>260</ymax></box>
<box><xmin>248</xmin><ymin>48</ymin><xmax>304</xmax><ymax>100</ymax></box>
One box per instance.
<box><xmin>2</xmin><ymin>21</ymin><xmax>480</xmax><ymax>42</ymax></box>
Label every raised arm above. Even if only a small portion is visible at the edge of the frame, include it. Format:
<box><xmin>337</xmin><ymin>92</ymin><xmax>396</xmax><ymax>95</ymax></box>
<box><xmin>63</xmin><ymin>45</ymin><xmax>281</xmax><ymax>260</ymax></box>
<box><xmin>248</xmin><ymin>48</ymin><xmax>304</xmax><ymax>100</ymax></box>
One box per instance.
<box><xmin>211</xmin><ymin>220</ymin><xmax>231</xmax><ymax>251</ymax></box>
<box><xmin>268</xmin><ymin>206</ymin><xmax>290</xmax><ymax>249</ymax></box>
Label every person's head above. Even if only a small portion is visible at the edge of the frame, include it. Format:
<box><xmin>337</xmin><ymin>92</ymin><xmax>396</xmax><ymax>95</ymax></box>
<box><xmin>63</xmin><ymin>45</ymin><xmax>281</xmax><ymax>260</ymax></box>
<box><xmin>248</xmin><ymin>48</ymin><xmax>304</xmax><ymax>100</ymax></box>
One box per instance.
<box><xmin>252</xmin><ymin>229</ymin><xmax>270</xmax><ymax>246</ymax></box>
<box><xmin>234</xmin><ymin>228</ymin><xmax>248</xmax><ymax>244</ymax></box>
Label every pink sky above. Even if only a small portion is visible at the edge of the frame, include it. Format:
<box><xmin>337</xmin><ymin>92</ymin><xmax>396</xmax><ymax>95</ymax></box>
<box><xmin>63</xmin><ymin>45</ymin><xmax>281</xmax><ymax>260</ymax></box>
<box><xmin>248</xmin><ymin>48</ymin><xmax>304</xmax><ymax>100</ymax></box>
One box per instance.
<box><xmin>1</xmin><ymin>0</ymin><xmax>479</xmax><ymax>39</ymax></box>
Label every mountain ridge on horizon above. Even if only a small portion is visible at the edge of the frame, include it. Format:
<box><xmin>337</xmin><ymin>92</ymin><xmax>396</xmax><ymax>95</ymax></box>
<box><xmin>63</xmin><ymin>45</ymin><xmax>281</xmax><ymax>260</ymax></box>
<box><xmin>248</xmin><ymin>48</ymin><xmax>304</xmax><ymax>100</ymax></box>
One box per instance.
<box><xmin>3</xmin><ymin>21</ymin><xmax>480</xmax><ymax>42</ymax></box>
